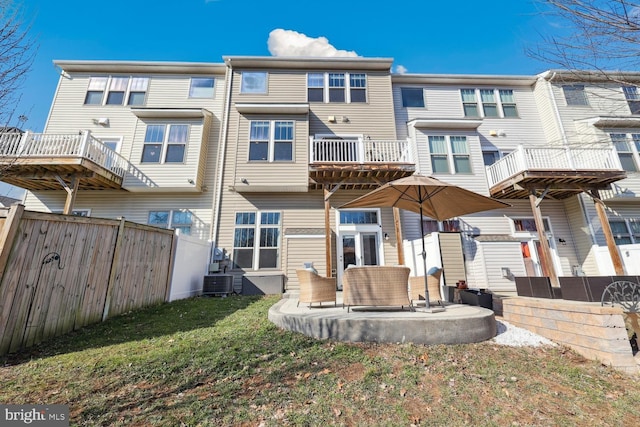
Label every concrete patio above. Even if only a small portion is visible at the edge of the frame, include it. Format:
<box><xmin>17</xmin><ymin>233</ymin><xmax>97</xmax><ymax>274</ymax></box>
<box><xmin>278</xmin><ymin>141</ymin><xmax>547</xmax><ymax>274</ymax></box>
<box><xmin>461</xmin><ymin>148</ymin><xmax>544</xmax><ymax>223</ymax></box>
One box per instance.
<box><xmin>268</xmin><ymin>292</ymin><xmax>497</xmax><ymax>345</ymax></box>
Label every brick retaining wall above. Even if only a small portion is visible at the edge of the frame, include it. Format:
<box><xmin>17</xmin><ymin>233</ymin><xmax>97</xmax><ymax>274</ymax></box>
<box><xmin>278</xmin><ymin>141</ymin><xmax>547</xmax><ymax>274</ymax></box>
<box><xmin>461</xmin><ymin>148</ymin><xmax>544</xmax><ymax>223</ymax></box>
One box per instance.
<box><xmin>500</xmin><ymin>297</ymin><xmax>639</xmax><ymax>374</ymax></box>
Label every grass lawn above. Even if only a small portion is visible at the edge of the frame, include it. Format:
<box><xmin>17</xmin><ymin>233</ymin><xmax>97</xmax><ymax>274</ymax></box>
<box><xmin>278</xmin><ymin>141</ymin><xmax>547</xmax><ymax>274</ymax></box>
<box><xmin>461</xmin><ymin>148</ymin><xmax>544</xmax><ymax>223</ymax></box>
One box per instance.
<box><xmin>1</xmin><ymin>295</ymin><xmax>639</xmax><ymax>426</ymax></box>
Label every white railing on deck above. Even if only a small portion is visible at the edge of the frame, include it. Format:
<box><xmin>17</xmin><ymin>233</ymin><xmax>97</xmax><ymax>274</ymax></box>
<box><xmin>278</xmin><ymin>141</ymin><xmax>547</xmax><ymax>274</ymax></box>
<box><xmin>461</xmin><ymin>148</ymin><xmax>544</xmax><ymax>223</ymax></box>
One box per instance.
<box><xmin>309</xmin><ymin>137</ymin><xmax>414</xmax><ymax>164</ymax></box>
<box><xmin>486</xmin><ymin>145</ymin><xmax>624</xmax><ymax>188</ymax></box>
<box><xmin>0</xmin><ymin>130</ymin><xmax>129</xmax><ymax>178</ymax></box>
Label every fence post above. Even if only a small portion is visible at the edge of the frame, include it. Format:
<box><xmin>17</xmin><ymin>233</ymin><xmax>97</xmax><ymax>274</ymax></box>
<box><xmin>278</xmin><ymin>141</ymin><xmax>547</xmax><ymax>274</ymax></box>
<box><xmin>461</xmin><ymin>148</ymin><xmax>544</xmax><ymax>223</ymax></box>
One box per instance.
<box><xmin>0</xmin><ymin>204</ymin><xmax>25</xmax><ymax>284</ymax></box>
<box><xmin>103</xmin><ymin>217</ymin><xmax>126</xmax><ymax>321</ymax></box>
<box><xmin>164</xmin><ymin>231</ymin><xmax>178</xmax><ymax>302</ymax></box>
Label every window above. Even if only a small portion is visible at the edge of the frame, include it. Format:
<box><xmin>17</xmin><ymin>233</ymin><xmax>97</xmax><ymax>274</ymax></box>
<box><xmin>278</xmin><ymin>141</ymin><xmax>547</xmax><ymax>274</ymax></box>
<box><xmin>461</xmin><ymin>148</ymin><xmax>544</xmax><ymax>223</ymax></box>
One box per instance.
<box><xmin>482</xmin><ymin>150</ymin><xmax>500</xmax><ymax>166</ymax></box>
<box><xmin>499</xmin><ymin>89</ymin><xmax>518</xmax><ymax>117</ymax></box>
<box><xmin>329</xmin><ymin>73</ymin><xmax>345</xmax><ymax>102</ymax></box>
<box><xmin>85</xmin><ymin>77</ymin><xmax>107</xmax><ymax>105</ymax></box>
<box><xmin>461</xmin><ymin>88</ymin><xmax>519</xmax><ymax>118</ymax></box>
<box><xmin>248</xmin><ymin>120</ymin><xmax>293</xmax><ymax>162</ymax></box>
<box><xmin>106</xmin><ymin>77</ymin><xmax>128</xmax><ymax>105</ymax></box>
<box><xmin>307</xmin><ymin>73</ymin><xmax>324</xmax><ymax>102</ymax></box>
<box><xmin>622</xmin><ymin>86</ymin><xmax>640</xmax><ymax>114</ymax></box>
<box><xmin>84</xmin><ymin>76</ymin><xmax>148</xmax><ymax>106</ymax></box>
<box><xmin>189</xmin><ymin>77</ymin><xmax>215</xmax><ymax>98</ymax></box>
<box><xmin>53</xmin><ymin>209</ymin><xmax>90</xmax><ymax>217</ymax></box>
<box><xmin>307</xmin><ymin>72</ymin><xmax>367</xmax><ymax>103</ymax></box>
<box><xmin>480</xmin><ymin>89</ymin><xmax>498</xmax><ymax>117</ymax></box>
<box><xmin>148</xmin><ymin>210</ymin><xmax>192</xmax><ymax>235</ymax></box>
<box><xmin>563</xmin><ymin>85</ymin><xmax>589</xmax><ymax>106</ymax></box>
<box><xmin>610</xmin><ymin>133</ymin><xmax>639</xmax><ymax>172</ymax></box>
<box><xmin>512</xmin><ymin>218</ymin><xmax>550</xmax><ymax>233</ymax></box>
<box><xmin>608</xmin><ymin>218</ymin><xmax>640</xmax><ymax>245</ymax></box>
<box><xmin>450</xmin><ymin>136</ymin><xmax>471</xmax><ymax>173</ymax></box>
<box><xmin>349</xmin><ymin>73</ymin><xmax>367</xmax><ymax>103</ymax></box>
<box><xmin>428</xmin><ymin>135</ymin><xmax>471</xmax><ymax>174</ymax></box>
<box><xmin>401</xmin><ymin>88</ymin><xmax>425</xmax><ymax>107</ymax></box>
<box><xmin>461</xmin><ymin>89</ymin><xmax>478</xmax><ymax>117</ymax></box>
<box><xmin>128</xmin><ymin>77</ymin><xmax>149</xmax><ymax>105</ymax></box>
<box><xmin>339</xmin><ymin>211</ymin><xmax>378</xmax><ymax>224</ymax></box>
<box><xmin>141</xmin><ymin>124</ymin><xmax>189</xmax><ymax>163</ymax></box>
<box><xmin>240</xmin><ymin>72</ymin><xmax>267</xmax><ymax>94</ymax></box>
<box><xmin>422</xmin><ymin>219</ymin><xmax>461</xmax><ymax>234</ymax></box>
<box><xmin>233</xmin><ymin>211</ymin><xmax>281</xmax><ymax>269</ymax></box>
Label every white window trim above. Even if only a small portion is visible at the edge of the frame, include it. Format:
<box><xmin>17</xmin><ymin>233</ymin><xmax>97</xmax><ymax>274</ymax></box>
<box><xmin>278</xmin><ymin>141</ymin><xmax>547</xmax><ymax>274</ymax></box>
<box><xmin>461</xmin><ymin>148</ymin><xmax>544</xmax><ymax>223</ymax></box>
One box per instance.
<box><xmin>240</xmin><ymin>71</ymin><xmax>268</xmax><ymax>94</ymax></box>
<box><xmin>189</xmin><ymin>77</ymin><xmax>215</xmax><ymax>98</ymax></box>
<box><xmin>142</xmin><ymin>123</ymin><xmax>190</xmax><ymax>164</ymax></box>
<box><xmin>428</xmin><ymin>134</ymin><xmax>472</xmax><ymax>174</ymax></box>
<box><xmin>401</xmin><ymin>87</ymin><xmax>426</xmax><ymax>108</ymax></box>
<box><xmin>509</xmin><ymin>216</ymin><xmax>552</xmax><ymax>237</ymax></box>
<box><xmin>307</xmin><ymin>72</ymin><xmax>367</xmax><ymax>103</ymax></box>
<box><xmin>461</xmin><ymin>88</ymin><xmax>518</xmax><ymax>118</ymax></box>
<box><xmin>610</xmin><ymin>131</ymin><xmax>640</xmax><ymax>172</ymax></box>
<box><xmin>85</xmin><ymin>75</ymin><xmax>149</xmax><ymax>106</ymax></box>
<box><xmin>232</xmin><ymin>210</ymin><xmax>282</xmax><ymax>270</ymax></box>
<box><xmin>562</xmin><ymin>84</ymin><xmax>590</xmax><ymax>107</ymax></box>
<box><xmin>148</xmin><ymin>209</ymin><xmax>193</xmax><ymax>235</ymax></box>
<box><xmin>609</xmin><ymin>218</ymin><xmax>640</xmax><ymax>244</ymax></box>
<box><xmin>95</xmin><ymin>136</ymin><xmax>123</xmax><ymax>153</ymax></box>
<box><xmin>248</xmin><ymin>120</ymin><xmax>295</xmax><ymax>162</ymax></box>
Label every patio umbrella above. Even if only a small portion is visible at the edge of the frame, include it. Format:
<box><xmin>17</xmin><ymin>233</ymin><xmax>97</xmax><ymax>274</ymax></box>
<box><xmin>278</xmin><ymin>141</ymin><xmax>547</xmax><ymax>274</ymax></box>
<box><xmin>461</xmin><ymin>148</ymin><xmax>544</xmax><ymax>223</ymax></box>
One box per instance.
<box><xmin>339</xmin><ymin>174</ymin><xmax>510</xmax><ymax>309</ymax></box>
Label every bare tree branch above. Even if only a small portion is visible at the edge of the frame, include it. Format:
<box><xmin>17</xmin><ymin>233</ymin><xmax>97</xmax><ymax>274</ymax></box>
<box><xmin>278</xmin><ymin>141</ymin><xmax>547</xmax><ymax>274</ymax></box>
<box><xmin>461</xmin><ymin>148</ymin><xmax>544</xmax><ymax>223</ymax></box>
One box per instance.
<box><xmin>0</xmin><ymin>0</ymin><xmax>36</xmax><ymax>128</ymax></box>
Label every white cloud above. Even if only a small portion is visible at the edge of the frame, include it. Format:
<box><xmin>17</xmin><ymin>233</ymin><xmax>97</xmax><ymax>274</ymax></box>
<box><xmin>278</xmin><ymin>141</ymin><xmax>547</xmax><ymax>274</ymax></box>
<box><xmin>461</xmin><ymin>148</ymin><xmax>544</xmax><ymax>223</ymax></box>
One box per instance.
<box><xmin>267</xmin><ymin>29</ymin><xmax>359</xmax><ymax>57</ymax></box>
<box><xmin>395</xmin><ymin>65</ymin><xmax>408</xmax><ymax>74</ymax></box>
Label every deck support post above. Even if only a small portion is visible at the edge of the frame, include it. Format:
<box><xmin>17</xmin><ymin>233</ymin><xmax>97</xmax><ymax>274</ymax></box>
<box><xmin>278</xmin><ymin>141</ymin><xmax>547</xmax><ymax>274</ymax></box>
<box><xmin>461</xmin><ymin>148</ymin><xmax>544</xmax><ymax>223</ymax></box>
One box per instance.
<box><xmin>528</xmin><ymin>190</ymin><xmax>559</xmax><ymax>287</ymax></box>
<box><xmin>588</xmin><ymin>190</ymin><xmax>625</xmax><ymax>275</ymax></box>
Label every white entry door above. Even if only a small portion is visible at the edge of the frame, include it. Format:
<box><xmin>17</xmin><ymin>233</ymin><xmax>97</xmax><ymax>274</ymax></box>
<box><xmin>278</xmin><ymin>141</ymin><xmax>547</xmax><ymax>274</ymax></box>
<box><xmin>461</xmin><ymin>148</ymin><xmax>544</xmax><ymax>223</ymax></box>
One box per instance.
<box><xmin>336</xmin><ymin>209</ymin><xmax>383</xmax><ymax>288</ymax></box>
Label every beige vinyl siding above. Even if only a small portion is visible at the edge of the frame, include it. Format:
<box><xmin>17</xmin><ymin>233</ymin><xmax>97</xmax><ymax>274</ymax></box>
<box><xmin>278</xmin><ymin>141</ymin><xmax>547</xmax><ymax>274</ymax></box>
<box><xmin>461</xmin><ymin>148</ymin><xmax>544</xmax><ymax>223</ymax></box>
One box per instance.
<box><xmin>22</xmin><ymin>190</ymin><xmax>215</xmax><ymax>241</ymax></box>
<box><xmin>532</xmin><ymin>78</ymin><xmax>565</xmax><ymax>146</ymax></box>
<box><xmin>285</xmin><ymin>237</ymin><xmax>326</xmax><ymax>290</ymax></box>
<box><xmin>414</xmin><ymin>131</ymin><xmax>490</xmax><ymax>195</ymax></box>
<box><xmin>231</xmin><ymin>114</ymin><xmax>309</xmax><ymax>190</ymax></box>
<box><xmin>309</xmin><ymin>73</ymin><xmax>397</xmax><ymax>139</ymax></box>
<box><xmin>42</xmin><ymin>72</ymin><xmax>225</xmax><ymax>192</ymax></box>
<box><xmin>232</xmin><ymin>70</ymin><xmax>307</xmax><ymax>103</ymax></box>
<box><xmin>438</xmin><ymin>233</ymin><xmax>466</xmax><ymax>286</ymax></box>
<box><xmin>123</xmin><ymin>118</ymin><xmax>204</xmax><ymax>191</ymax></box>
<box><xmin>564</xmin><ymin>195</ymin><xmax>595</xmax><ymax>274</ymax></box>
<box><xmin>474</xmin><ymin>241</ymin><xmax>525</xmax><ymax>292</ymax></box>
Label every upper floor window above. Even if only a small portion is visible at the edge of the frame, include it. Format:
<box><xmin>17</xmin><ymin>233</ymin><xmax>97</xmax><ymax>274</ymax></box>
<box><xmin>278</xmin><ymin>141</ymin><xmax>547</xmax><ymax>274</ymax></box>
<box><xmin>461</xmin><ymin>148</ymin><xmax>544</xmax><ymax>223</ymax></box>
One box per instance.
<box><xmin>610</xmin><ymin>133</ymin><xmax>640</xmax><ymax>172</ymax></box>
<box><xmin>512</xmin><ymin>217</ymin><xmax>550</xmax><ymax>233</ymax></box>
<box><xmin>428</xmin><ymin>135</ymin><xmax>471</xmax><ymax>174</ymax></box>
<box><xmin>233</xmin><ymin>211</ymin><xmax>281</xmax><ymax>269</ymax></box>
<box><xmin>189</xmin><ymin>77</ymin><xmax>215</xmax><ymax>98</ymax></box>
<box><xmin>307</xmin><ymin>72</ymin><xmax>367</xmax><ymax>103</ymax></box>
<box><xmin>461</xmin><ymin>88</ymin><xmax>519</xmax><ymax>118</ymax></box>
<box><xmin>622</xmin><ymin>86</ymin><xmax>640</xmax><ymax>114</ymax></box>
<box><xmin>401</xmin><ymin>88</ymin><xmax>425</xmax><ymax>107</ymax></box>
<box><xmin>482</xmin><ymin>150</ymin><xmax>500</xmax><ymax>166</ymax></box>
<box><xmin>142</xmin><ymin>123</ymin><xmax>189</xmax><ymax>164</ymax></box>
<box><xmin>562</xmin><ymin>85</ymin><xmax>589</xmax><ymax>106</ymax></box>
<box><xmin>240</xmin><ymin>72</ymin><xmax>267</xmax><ymax>94</ymax></box>
<box><xmin>84</xmin><ymin>76</ymin><xmax>149</xmax><ymax>106</ymax></box>
<box><xmin>249</xmin><ymin>120</ymin><xmax>294</xmax><ymax>162</ymax></box>
<box><xmin>148</xmin><ymin>210</ymin><xmax>192</xmax><ymax>235</ymax></box>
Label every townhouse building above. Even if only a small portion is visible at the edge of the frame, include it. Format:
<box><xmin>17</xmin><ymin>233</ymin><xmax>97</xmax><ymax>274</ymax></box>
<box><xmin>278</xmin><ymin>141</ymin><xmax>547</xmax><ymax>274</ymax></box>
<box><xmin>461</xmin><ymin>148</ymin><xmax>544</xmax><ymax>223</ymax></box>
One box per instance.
<box><xmin>1</xmin><ymin>56</ymin><xmax>638</xmax><ymax>296</ymax></box>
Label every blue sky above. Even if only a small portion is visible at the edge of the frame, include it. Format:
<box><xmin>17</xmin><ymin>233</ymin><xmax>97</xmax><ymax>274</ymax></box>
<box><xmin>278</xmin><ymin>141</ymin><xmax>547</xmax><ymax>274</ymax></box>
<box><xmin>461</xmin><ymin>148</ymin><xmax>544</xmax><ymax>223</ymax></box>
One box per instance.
<box><xmin>2</xmin><ymin>0</ymin><xmax>556</xmax><ymax>197</ymax></box>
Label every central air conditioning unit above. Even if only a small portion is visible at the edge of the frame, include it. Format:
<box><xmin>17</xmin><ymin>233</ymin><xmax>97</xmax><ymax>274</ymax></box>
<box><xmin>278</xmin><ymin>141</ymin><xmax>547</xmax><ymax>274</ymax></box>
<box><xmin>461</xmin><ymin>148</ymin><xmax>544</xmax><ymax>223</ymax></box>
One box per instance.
<box><xmin>203</xmin><ymin>274</ymin><xmax>234</xmax><ymax>297</ymax></box>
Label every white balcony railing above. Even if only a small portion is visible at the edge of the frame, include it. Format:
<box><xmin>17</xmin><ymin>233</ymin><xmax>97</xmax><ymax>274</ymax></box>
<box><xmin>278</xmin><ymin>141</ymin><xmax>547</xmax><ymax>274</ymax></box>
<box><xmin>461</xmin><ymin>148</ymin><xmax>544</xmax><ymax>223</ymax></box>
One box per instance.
<box><xmin>0</xmin><ymin>130</ymin><xmax>129</xmax><ymax>178</ymax></box>
<box><xmin>485</xmin><ymin>145</ymin><xmax>624</xmax><ymax>188</ymax></box>
<box><xmin>309</xmin><ymin>137</ymin><xmax>414</xmax><ymax>164</ymax></box>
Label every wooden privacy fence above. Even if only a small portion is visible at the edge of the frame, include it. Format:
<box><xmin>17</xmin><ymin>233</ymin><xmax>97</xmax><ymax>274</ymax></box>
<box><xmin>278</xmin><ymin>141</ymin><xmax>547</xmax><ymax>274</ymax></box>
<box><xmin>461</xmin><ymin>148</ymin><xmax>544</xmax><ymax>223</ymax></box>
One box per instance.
<box><xmin>0</xmin><ymin>204</ymin><xmax>175</xmax><ymax>355</ymax></box>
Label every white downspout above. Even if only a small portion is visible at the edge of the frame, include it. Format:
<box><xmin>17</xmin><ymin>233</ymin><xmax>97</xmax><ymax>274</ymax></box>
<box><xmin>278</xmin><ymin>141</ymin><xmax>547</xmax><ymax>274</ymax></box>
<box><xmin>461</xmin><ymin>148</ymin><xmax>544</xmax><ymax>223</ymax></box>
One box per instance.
<box><xmin>209</xmin><ymin>63</ymin><xmax>234</xmax><ymax>253</ymax></box>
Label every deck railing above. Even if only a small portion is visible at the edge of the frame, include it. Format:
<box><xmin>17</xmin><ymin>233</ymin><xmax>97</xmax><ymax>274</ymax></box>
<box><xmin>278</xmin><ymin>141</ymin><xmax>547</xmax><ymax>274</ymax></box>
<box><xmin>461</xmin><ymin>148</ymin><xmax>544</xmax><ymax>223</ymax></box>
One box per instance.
<box><xmin>0</xmin><ymin>131</ymin><xmax>129</xmax><ymax>178</ymax></box>
<box><xmin>486</xmin><ymin>145</ymin><xmax>624</xmax><ymax>188</ymax></box>
<box><xmin>309</xmin><ymin>137</ymin><xmax>414</xmax><ymax>164</ymax></box>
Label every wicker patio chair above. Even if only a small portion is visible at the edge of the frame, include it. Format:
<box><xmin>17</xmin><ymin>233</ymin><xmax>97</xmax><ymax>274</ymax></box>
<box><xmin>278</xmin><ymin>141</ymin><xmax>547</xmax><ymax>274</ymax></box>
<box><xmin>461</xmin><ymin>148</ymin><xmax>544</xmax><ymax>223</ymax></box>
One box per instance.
<box><xmin>342</xmin><ymin>265</ymin><xmax>413</xmax><ymax>312</ymax></box>
<box><xmin>409</xmin><ymin>269</ymin><xmax>444</xmax><ymax>306</ymax></box>
<box><xmin>409</xmin><ymin>269</ymin><xmax>444</xmax><ymax>307</ymax></box>
<box><xmin>296</xmin><ymin>269</ymin><xmax>337</xmax><ymax>308</ymax></box>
